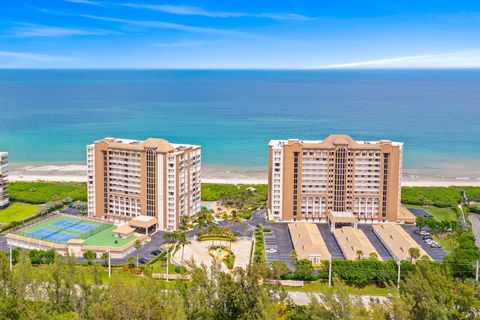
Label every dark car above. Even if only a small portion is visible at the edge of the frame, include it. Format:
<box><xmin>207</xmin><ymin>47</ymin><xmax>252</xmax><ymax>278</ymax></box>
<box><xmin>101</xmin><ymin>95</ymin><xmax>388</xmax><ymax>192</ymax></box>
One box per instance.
<box><xmin>139</xmin><ymin>258</ymin><xmax>149</xmax><ymax>264</ymax></box>
<box><xmin>151</xmin><ymin>249</ymin><xmax>162</xmax><ymax>256</ymax></box>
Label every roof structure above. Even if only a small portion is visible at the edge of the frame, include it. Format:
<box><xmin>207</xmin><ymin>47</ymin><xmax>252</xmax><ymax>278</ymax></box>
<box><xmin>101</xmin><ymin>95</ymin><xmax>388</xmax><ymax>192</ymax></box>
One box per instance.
<box><xmin>288</xmin><ymin>222</ymin><xmax>331</xmax><ymax>261</ymax></box>
<box><xmin>269</xmin><ymin>134</ymin><xmax>403</xmax><ymax>149</ymax></box>
<box><xmin>333</xmin><ymin>227</ymin><xmax>381</xmax><ymax>260</ymax></box>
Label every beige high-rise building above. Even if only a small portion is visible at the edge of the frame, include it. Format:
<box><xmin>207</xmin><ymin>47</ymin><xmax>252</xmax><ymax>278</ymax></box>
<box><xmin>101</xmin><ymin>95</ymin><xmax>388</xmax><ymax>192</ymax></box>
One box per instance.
<box><xmin>87</xmin><ymin>138</ymin><xmax>201</xmax><ymax>231</ymax></box>
<box><xmin>268</xmin><ymin>134</ymin><xmax>403</xmax><ymax>224</ymax></box>
<box><xmin>0</xmin><ymin>152</ymin><xmax>8</xmax><ymax>208</ymax></box>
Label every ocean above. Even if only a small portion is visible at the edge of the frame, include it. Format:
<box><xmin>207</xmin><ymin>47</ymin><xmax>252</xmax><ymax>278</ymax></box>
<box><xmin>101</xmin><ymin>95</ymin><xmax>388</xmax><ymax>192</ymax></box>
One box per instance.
<box><xmin>1</xmin><ymin>69</ymin><xmax>479</xmax><ymax>179</ymax></box>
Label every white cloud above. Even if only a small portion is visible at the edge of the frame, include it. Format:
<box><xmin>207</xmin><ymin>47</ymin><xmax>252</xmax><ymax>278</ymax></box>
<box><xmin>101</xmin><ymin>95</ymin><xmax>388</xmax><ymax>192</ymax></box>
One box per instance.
<box><xmin>64</xmin><ymin>0</ymin><xmax>104</xmax><ymax>6</ymax></box>
<box><xmin>82</xmin><ymin>14</ymin><xmax>256</xmax><ymax>37</ymax></box>
<box><xmin>152</xmin><ymin>40</ymin><xmax>209</xmax><ymax>48</ymax></box>
<box><xmin>8</xmin><ymin>23</ymin><xmax>115</xmax><ymax>37</ymax></box>
<box><xmin>310</xmin><ymin>52</ymin><xmax>480</xmax><ymax>69</ymax></box>
<box><xmin>122</xmin><ymin>3</ymin><xmax>312</xmax><ymax>21</ymax></box>
<box><xmin>0</xmin><ymin>50</ymin><xmax>68</xmax><ymax>62</ymax></box>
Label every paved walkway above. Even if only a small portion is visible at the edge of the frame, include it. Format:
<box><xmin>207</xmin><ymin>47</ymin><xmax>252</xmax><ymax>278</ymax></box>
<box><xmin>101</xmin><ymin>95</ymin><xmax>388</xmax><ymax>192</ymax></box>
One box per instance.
<box><xmin>469</xmin><ymin>213</ymin><xmax>480</xmax><ymax>249</ymax></box>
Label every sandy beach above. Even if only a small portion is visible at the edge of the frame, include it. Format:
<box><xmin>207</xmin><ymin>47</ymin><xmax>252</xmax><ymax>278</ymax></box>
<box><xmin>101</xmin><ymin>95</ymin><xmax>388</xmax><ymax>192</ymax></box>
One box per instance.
<box><xmin>7</xmin><ymin>162</ymin><xmax>480</xmax><ymax>187</ymax></box>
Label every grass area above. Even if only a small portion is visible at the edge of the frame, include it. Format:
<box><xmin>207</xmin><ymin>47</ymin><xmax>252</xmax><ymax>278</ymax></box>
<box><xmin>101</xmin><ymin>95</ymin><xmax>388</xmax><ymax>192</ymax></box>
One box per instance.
<box><xmin>405</xmin><ymin>205</ymin><xmax>457</xmax><ymax>222</ymax></box>
<box><xmin>253</xmin><ymin>229</ymin><xmax>266</xmax><ymax>264</ymax></box>
<box><xmin>0</xmin><ymin>202</ymin><xmax>40</xmax><ymax>223</ymax></box>
<box><xmin>432</xmin><ymin>234</ymin><xmax>457</xmax><ymax>253</ymax></box>
<box><xmin>281</xmin><ymin>281</ymin><xmax>396</xmax><ymax>296</ymax></box>
<box><xmin>8</xmin><ymin>181</ymin><xmax>87</xmax><ymax>204</ymax></box>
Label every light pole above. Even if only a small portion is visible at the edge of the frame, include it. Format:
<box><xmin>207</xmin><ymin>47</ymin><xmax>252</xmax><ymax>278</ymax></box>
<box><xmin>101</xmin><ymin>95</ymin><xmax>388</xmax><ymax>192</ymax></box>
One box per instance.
<box><xmin>166</xmin><ymin>247</ymin><xmax>169</xmax><ymax>282</ymax></box>
<box><xmin>397</xmin><ymin>260</ymin><xmax>401</xmax><ymax>290</ymax></box>
<box><xmin>328</xmin><ymin>255</ymin><xmax>332</xmax><ymax>287</ymax></box>
<box><xmin>9</xmin><ymin>245</ymin><xmax>12</xmax><ymax>271</ymax></box>
<box><xmin>108</xmin><ymin>249</ymin><xmax>111</xmax><ymax>278</ymax></box>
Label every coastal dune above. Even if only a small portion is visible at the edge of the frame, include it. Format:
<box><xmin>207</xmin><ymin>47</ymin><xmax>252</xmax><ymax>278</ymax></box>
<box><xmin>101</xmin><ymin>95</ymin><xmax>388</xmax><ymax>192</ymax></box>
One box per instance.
<box><xmin>8</xmin><ymin>163</ymin><xmax>480</xmax><ymax>187</ymax></box>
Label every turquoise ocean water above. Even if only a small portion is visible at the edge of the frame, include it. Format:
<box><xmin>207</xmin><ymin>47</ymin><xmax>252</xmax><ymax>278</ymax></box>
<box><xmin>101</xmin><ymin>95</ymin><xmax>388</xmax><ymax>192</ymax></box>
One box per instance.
<box><xmin>0</xmin><ymin>69</ymin><xmax>479</xmax><ymax>175</ymax></box>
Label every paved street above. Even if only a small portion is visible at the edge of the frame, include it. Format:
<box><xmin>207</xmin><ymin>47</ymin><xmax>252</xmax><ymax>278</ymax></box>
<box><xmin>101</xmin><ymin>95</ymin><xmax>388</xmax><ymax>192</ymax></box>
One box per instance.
<box><xmin>401</xmin><ymin>224</ymin><xmax>447</xmax><ymax>261</ymax></box>
<box><xmin>287</xmin><ymin>291</ymin><xmax>387</xmax><ymax>306</ymax></box>
<box><xmin>468</xmin><ymin>213</ymin><xmax>480</xmax><ymax>249</ymax></box>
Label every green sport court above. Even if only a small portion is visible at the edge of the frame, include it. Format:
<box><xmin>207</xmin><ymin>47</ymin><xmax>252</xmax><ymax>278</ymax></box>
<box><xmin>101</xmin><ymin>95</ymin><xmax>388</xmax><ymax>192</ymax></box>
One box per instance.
<box><xmin>18</xmin><ymin>216</ymin><xmax>137</xmax><ymax>247</ymax></box>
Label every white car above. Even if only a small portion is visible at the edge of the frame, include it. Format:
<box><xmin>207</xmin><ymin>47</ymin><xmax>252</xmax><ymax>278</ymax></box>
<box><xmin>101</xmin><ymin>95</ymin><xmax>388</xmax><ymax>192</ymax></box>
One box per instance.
<box><xmin>266</xmin><ymin>248</ymin><xmax>277</xmax><ymax>253</ymax></box>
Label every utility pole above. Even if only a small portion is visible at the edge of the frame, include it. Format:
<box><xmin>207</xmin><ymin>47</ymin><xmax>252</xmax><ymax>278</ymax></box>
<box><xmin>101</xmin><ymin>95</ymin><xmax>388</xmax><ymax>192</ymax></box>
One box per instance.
<box><xmin>397</xmin><ymin>260</ymin><xmax>401</xmax><ymax>289</ymax></box>
<box><xmin>476</xmin><ymin>260</ymin><xmax>479</xmax><ymax>282</ymax></box>
<box><xmin>328</xmin><ymin>255</ymin><xmax>332</xmax><ymax>287</ymax></box>
<box><xmin>166</xmin><ymin>247</ymin><xmax>169</xmax><ymax>282</ymax></box>
<box><xmin>9</xmin><ymin>245</ymin><xmax>12</xmax><ymax>271</ymax></box>
<box><xmin>108</xmin><ymin>249</ymin><xmax>111</xmax><ymax>278</ymax></box>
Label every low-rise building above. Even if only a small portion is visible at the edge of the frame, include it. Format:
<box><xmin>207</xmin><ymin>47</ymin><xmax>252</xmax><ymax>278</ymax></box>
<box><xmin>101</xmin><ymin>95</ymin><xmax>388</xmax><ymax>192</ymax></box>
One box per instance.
<box><xmin>288</xmin><ymin>222</ymin><xmax>330</xmax><ymax>264</ymax></box>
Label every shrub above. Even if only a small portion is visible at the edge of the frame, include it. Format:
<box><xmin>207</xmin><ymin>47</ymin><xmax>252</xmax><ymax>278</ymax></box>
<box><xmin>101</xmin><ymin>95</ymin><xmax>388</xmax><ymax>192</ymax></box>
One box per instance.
<box><xmin>8</xmin><ymin>182</ymin><xmax>87</xmax><ymax>204</ymax></box>
<box><xmin>401</xmin><ymin>187</ymin><xmax>462</xmax><ymax>207</ymax></box>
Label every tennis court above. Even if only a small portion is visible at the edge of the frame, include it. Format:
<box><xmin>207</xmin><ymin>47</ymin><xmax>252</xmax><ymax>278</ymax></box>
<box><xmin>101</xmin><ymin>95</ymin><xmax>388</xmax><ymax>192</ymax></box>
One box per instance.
<box><xmin>18</xmin><ymin>215</ymin><xmax>138</xmax><ymax>246</ymax></box>
<box><xmin>19</xmin><ymin>216</ymin><xmax>106</xmax><ymax>244</ymax></box>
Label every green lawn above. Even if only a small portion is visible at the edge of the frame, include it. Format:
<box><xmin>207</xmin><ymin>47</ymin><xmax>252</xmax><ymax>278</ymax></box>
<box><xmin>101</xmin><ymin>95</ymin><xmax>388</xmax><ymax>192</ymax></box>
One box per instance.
<box><xmin>405</xmin><ymin>205</ymin><xmax>457</xmax><ymax>222</ymax></box>
<box><xmin>82</xmin><ymin>225</ymin><xmax>137</xmax><ymax>247</ymax></box>
<box><xmin>8</xmin><ymin>181</ymin><xmax>87</xmax><ymax>204</ymax></box>
<box><xmin>0</xmin><ymin>202</ymin><xmax>40</xmax><ymax>223</ymax></box>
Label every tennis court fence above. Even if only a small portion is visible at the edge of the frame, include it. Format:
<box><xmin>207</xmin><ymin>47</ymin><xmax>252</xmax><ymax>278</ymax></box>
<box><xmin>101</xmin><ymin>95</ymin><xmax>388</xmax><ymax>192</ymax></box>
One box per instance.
<box><xmin>77</xmin><ymin>223</ymin><xmax>111</xmax><ymax>239</ymax></box>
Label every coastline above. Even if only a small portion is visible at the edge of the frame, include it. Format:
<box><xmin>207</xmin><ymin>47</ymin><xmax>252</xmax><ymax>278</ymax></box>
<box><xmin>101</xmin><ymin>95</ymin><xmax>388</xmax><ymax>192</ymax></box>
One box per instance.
<box><xmin>8</xmin><ymin>162</ymin><xmax>480</xmax><ymax>187</ymax></box>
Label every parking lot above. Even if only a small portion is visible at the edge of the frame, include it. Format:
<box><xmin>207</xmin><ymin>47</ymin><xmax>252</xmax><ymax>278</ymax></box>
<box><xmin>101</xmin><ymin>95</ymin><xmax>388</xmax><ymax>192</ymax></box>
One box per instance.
<box><xmin>401</xmin><ymin>224</ymin><xmax>447</xmax><ymax>261</ymax></box>
<box><xmin>264</xmin><ymin>223</ymin><xmax>295</xmax><ymax>269</ymax></box>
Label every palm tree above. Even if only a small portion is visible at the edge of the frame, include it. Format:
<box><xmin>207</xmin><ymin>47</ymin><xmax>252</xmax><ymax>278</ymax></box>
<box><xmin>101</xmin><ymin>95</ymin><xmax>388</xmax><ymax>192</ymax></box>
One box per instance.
<box><xmin>356</xmin><ymin>250</ymin><xmax>364</xmax><ymax>260</ymax></box>
<box><xmin>408</xmin><ymin>247</ymin><xmax>421</xmax><ymax>263</ymax></box>
<box><xmin>101</xmin><ymin>251</ymin><xmax>109</xmax><ymax>268</ymax></box>
<box><xmin>289</xmin><ymin>250</ymin><xmax>297</xmax><ymax>261</ymax></box>
<box><xmin>369</xmin><ymin>252</ymin><xmax>379</xmax><ymax>260</ymax></box>
<box><xmin>134</xmin><ymin>239</ymin><xmax>141</xmax><ymax>267</ymax></box>
<box><xmin>177</xmin><ymin>232</ymin><xmax>190</xmax><ymax>263</ymax></box>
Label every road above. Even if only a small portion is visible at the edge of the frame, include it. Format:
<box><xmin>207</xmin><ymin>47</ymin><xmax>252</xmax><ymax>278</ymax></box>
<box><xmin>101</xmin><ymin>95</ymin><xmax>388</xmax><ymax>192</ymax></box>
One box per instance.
<box><xmin>469</xmin><ymin>213</ymin><xmax>480</xmax><ymax>249</ymax></box>
<box><xmin>287</xmin><ymin>291</ymin><xmax>388</xmax><ymax>306</ymax></box>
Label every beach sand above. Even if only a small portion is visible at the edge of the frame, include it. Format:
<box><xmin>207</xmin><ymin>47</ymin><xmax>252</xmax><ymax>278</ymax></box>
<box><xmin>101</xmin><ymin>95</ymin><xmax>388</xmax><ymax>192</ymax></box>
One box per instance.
<box><xmin>8</xmin><ymin>163</ymin><xmax>480</xmax><ymax>187</ymax></box>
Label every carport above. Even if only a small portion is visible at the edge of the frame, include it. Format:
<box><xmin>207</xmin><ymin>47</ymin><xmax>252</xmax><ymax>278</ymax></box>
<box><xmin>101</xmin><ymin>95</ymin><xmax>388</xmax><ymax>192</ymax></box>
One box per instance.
<box><xmin>327</xmin><ymin>211</ymin><xmax>358</xmax><ymax>231</ymax></box>
<box><xmin>129</xmin><ymin>216</ymin><xmax>158</xmax><ymax>235</ymax></box>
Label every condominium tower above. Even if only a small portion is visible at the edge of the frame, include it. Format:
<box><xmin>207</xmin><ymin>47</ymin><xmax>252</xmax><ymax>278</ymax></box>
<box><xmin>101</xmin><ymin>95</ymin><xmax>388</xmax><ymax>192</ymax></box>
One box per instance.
<box><xmin>87</xmin><ymin>138</ymin><xmax>201</xmax><ymax>231</ymax></box>
<box><xmin>0</xmin><ymin>152</ymin><xmax>8</xmax><ymax>208</ymax></box>
<box><xmin>267</xmin><ymin>134</ymin><xmax>402</xmax><ymax>223</ymax></box>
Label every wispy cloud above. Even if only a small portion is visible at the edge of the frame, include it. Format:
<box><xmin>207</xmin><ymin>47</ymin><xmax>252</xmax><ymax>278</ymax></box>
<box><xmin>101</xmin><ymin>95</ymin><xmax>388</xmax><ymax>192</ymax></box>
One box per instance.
<box><xmin>122</xmin><ymin>3</ymin><xmax>312</xmax><ymax>21</ymax></box>
<box><xmin>64</xmin><ymin>0</ymin><xmax>104</xmax><ymax>6</ymax></box>
<box><xmin>0</xmin><ymin>50</ymin><xmax>68</xmax><ymax>61</ymax></box>
<box><xmin>82</xmin><ymin>14</ymin><xmax>256</xmax><ymax>37</ymax></box>
<box><xmin>310</xmin><ymin>52</ymin><xmax>480</xmax><ymax>69</ymax></box>
<box><xmin>7</xmin><ymin>23</ymin><xmax>116</xmax><ymax>37</ymax></box>
<box><xmin>153</xmin><ymin>39</ymin><xmax>209</xmax><ymax>48</ymax></box>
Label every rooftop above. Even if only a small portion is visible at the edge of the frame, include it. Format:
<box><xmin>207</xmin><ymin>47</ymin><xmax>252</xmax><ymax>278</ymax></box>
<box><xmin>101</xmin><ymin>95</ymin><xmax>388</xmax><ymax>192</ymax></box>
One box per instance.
<box><xmin>269</xmin><ymin>134</ymin><xmax>403</xmax><ymax>149</ymax></box>
<box><xmin>333</xmin><ymin>227</ymin><xmax>381</xmax><ymax>260</ymax></box>
<box><xmin>93</xmin><ymin>137</ymin><xmax>200</xmax><ymax>153</ymax></box>
<box><xmin>288</xmin><ymin>222</ymin><xmax>331</xmax><ymax>261</ymax></box>
<box><xmin>372</xmin><ymin>224</ymin><xmax>428</xmax><ymax>261</ymax></box>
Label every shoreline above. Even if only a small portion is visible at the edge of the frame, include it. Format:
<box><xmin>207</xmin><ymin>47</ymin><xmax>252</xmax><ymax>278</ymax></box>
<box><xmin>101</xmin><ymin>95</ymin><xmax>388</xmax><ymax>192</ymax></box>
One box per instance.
<box><xmin>7</xmin><ymin>162</ymin><xmax>480</xmax><ymax>187</ymax></box>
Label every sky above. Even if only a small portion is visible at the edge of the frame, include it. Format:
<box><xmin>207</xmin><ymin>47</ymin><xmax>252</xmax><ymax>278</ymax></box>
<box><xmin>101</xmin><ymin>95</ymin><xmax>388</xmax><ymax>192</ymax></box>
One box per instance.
<box><xmin>1</xmin><ymin>0</ymin><xmax>480</xmax><ymax>68</ymax></box>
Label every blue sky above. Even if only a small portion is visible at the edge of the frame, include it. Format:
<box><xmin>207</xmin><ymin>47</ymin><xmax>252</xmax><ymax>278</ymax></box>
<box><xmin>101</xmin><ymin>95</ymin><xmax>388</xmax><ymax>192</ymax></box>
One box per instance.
<box><xmin>1</xmin><ymin>0</ymin><xmax>480</xmax><ymax>68</ymax></box>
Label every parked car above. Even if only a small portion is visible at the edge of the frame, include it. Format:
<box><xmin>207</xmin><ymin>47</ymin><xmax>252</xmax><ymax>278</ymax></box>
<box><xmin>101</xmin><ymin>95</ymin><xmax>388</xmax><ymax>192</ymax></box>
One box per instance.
<box><xmin>422</xmin><ymin>234</ymin><xmax>433</xmax><ymax>240</ymax></box>
<box><xmin>266</xmin><ymin>248</ymin><xmax>277</xmax><ymax>253</ymax></box>
<box><xmin>139</xmin><ymin>258</ymin><xmax>149</xmax><ymax>264</ymax></box>
<box><xmin>419</xmin><ymin>231</ymin><xmax>430</xmax><ymax>236</ymax></box>
<box><xmin>151</xmin><ymin>249</ymin><xmax>162</xmax><ymax>256</ymax></box>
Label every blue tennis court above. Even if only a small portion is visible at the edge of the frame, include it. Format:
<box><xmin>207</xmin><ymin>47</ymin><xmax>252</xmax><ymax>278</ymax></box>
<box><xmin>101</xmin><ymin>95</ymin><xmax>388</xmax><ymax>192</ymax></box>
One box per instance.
<box><xmin>51</xmin><ymin>219</ymin><xmax>80</xmax><ymax>229</ymax></box>
<box><xmin>46</xmin><ymin>230</ymin><xmax>78</xmax><ymax>243</ymax></box>
<box><xmin>26</xmin><ymin>227</ymin><xmax>58</xmax><ymax>240</ymax></box>
<box><xmin>68</xmin><ymin>222</ymin><xmax>98</xmax><ymax>233</ymax></box>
